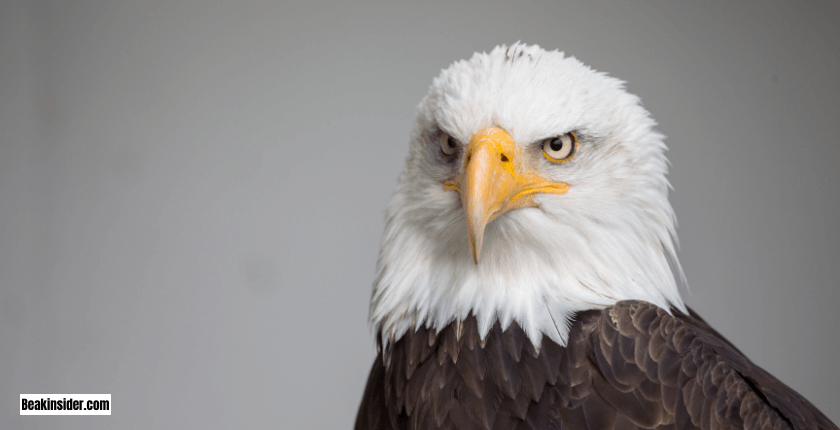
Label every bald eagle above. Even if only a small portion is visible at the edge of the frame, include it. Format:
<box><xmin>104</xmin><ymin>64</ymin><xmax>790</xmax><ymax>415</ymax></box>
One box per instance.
<box><xmin>355</xmin><ymin>44</ymin><xmax>837</xmax><ymax>430</ymax></box>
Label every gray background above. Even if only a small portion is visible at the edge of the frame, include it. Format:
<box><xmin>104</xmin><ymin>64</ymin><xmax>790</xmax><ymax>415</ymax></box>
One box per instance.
<box><xmin>2</xmin><ymin>0</ymin><xmax>838</xmax><ymax>427</ymax></box>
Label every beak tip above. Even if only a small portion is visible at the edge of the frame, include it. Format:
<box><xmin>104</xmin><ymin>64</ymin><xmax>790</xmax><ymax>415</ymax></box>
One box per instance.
<box><xmin>469</xmin><ymin>234</ymin><xmax>482</xmax><ymax>265</ymax></box>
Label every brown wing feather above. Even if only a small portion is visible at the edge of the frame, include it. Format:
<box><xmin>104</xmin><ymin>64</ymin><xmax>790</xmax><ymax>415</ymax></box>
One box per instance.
<box><xmin>354</xmin><ymin>301</ymin><xmax>838</xmax><ymax>430</ymax></box>
<box><xmin>355</xmin><ymin>357</ymin><xmax>391</xmax><ymax>430</ymax></box>
<box><xmin>587</xmin><ymin>301</ymin><xmax>838</xmax><ymax>430</ymax></box>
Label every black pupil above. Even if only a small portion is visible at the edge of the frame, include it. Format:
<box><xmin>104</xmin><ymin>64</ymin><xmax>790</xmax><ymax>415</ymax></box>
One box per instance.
<box><xmin>550</xmin><ymin>138</ymin><xmax>564</xmax><ymax>152</ymax></box>
<box><xmin>447</xmin><ymin>137</ymin><xmax>456</xmax><ymax>148</ymax></box>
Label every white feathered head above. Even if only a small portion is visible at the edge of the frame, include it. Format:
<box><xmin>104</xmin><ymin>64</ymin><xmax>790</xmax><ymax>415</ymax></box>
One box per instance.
<box><xmin>371</xmin><ymin>43</ymin><xmax>687</xmax><ymax>348</ymax></box>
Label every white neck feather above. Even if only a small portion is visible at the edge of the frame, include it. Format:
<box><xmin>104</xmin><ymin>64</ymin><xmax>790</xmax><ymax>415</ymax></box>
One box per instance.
<box><xmin>370</xmin><ymin>172</ymin><xmax>686</xmax><ymax>349</ymax></box>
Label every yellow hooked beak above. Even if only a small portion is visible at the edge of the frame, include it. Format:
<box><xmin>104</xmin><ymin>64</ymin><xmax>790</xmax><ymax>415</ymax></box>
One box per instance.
<box><xmin>444</xmin><ymin>128</ymin><xmax>569</xmax><ymax>264</ymax></box>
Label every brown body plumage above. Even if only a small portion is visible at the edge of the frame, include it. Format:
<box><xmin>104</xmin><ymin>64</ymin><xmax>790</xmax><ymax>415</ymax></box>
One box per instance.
<box><xmin>356</xmin><ymin>301</ymin><xmax>837</xmax><ymax>430</ymax></box>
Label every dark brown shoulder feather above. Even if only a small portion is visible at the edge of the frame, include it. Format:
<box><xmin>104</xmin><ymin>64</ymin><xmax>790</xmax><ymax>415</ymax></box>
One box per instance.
<box><xmin>355</xmin><ymin>356</ymin><xmax>391</xmax><ymax>430</ymax></box>
<box><xmin>585</xmin><ymin>301</ymin><xmax>837</xmax><ymax>430</ymax></box>
<box><xmin>354</xmin><ymin>301</ymin><xmax>838</xmax><ymax>430</ymax></box>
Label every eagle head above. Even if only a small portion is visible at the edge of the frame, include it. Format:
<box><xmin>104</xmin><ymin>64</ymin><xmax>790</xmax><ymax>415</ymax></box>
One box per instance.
<box><xmin>371</xmin><ymin>43</ymin><xmax>687</xmax><ymax>348</ymax></box>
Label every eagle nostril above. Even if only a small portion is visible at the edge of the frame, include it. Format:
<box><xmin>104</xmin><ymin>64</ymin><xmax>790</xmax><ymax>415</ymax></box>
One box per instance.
<box><xmin>500</xmin><ymin>153</ymin><xmax>509</xmax><ymax>163</ymax></box>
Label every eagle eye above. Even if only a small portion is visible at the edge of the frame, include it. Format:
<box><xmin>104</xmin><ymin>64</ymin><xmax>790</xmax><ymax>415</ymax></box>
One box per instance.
<box><xmin>440</xmin><ymin>133</ymin><xmax>458</xmax><ymax>157</ymax></box>
<box><xmin>542</xmin><ymin>132</ymin><xmax>576</xmax><ymax>162</ymax></box>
